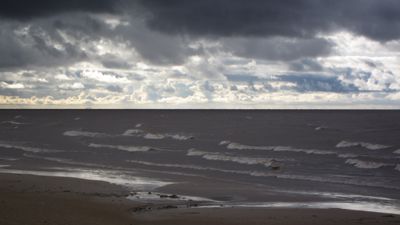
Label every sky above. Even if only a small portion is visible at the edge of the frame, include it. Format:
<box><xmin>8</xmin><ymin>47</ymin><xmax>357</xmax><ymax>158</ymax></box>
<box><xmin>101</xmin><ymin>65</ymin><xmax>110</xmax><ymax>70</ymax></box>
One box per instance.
<box><xmin>1</xmin><ymin>0</ymin><xmax>400</xmax><ymax>109</ymax></box>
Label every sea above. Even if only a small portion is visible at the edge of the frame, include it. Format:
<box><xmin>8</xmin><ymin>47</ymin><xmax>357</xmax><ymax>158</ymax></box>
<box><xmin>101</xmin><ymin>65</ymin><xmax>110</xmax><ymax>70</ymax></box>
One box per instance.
<box><xmin>1</xmin><ymin>110</ymin><xmax>399</xmax><ymax>214</ymax></box>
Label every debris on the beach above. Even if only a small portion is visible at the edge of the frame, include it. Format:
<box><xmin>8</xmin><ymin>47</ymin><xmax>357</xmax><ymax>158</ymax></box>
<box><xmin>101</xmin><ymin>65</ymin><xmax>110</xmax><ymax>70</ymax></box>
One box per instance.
<box><xmin>159</xmin><ymin>194</ymin><xmax>180</xmax><ymax>199</ymax></box>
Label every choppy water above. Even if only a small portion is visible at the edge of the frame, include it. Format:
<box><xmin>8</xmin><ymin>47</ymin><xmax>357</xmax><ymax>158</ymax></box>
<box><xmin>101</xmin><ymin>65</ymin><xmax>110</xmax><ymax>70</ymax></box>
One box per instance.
<box><xmin>1</xmin><ymin>110</ymin><xmax>400</xmax><ymax>213</ymax></box>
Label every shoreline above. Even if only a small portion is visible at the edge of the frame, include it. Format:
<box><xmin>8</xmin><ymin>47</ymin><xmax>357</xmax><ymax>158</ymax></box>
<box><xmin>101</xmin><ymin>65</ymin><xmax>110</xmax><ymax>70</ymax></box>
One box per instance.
<box><xmin>1</xmin><ymin>173</ymin><xmax>399</xmax><ymax>225</ymax></box>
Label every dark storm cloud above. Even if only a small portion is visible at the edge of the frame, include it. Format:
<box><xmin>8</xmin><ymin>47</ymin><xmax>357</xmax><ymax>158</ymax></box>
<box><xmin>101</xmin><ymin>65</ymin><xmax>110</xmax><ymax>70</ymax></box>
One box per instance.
<box><xmin>139</xmin><ymin>0</ymin><xmax>400</xmax><ymax>42</ymax></box>
<box><xmin>0</xmin><ymin>20</ymin><xmax>88</xmax><ymax>70</ymax></box>
<box><xmin>0</xmin><ymin>0</ymin><xmax>121</xmax><ymax>21</ymax></box>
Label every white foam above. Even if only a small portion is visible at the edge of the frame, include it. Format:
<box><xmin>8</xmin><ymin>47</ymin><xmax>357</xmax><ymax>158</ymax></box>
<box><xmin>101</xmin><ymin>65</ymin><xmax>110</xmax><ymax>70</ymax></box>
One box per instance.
<box><xmin>63</xmin><ymin>130</ymin><xmax>110</xmax><ymax>138</ymax></box>
<box><xmin>226</xmin><ymin>142</ymin><xmax>336</xmax><ymax>155</ymax></box>
<box><xmin>1</xmin><ymin>120</ymin><xmax>28</xmax><ymax>125</ymax></box>
<box><xmin>135</xmin><ymin>123</ymin><xmax>143</xmax><ymax>128</ymax></box>
<box><xmin>122</xmin><ymin>129</ymin><xmax>193</xmax><ymax>140</ymax></box>
<box><xmin>219</xmin><ymin>140</ymin><xmax>231</xmax><ymax>145</ymax></box>
<box><xmin>0</xmin><ymin>157</ymin><xmax>20</xmax><ymax>161</ymax></box>
<box><xmin>396</xmin><ymin>165</ymin><xmax>400</xmax><ymax>172</ymax></box>
<box><xmin>74</xmin><ymin>117</ymin><xmax>80</xmax><ymax>120</ymax></box>
<box><xmin>345</xmin><ymin>159</ymin><xmax>394</xmax><ymax>169</ymax></box>
<box><xmin>89</xmin><ymin>143</ymin><xmax>155</xmax><ymax>152</ymax></box>
<box><xmin>0</xmin><ymin>168</ymin><xmax>173</xmax><ymax>191</ymax></box>
<box><xmin>144</xmin><ymin>133</ymin><xmax>194</xmax><ymax>140</ymax></box>
<box><xmin>0</xmin><ymin>141</ymin><xmax>63</xmax><ymax>153</ymax></box>
<box><xmin>122</xmin><ymin>129</ymin><xmax>144</xmax><ymax>136</ymax></box>
<box><xmin>315</xmin><ymin>125</ymin><xmax>328</xmax><ymax>131</ymax></box>
<box><xmin>187</xmin><ymin>149</ymin><xmax>277</xmax><ymax>167</ymax></box>
<box><xmin>144</xmin><ymin>133</ymin><xmax>167</xmax><ymax>139</ymax></box>
<box><xmin>394</xmin><ymin>149</ymin><xmax>400</xmax><ymax>154</ymax></box>
<box><xmin>336</xmin><ymin>141</ymin><xmax>390</xmax><ymax>150</ymax></box>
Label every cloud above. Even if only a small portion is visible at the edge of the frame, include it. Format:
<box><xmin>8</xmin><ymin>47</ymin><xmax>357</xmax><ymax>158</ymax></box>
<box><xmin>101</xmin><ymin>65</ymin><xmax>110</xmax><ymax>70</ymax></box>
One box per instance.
<box><xmin>139</xmin><ymin>0</ymin><xmax>400</xmax><ymax>42</ymax></box>
<box><xmin>106</xmin><ymin>85</ymin><xmax>123</xmax><ymax>93</ymax></box>
<box><xmin>81</xmin><ymin>70</ymin><xmax>130</xmax><ymax>83</ymax></box>
<box><xmin>289</xmin><ymin>59</ymin><xmax>324</xmax><ymax>72</ymax></box>
<box><xmin>0</xmin><ymin>0</ymin><xmax>122</xmax><ymax>21</ymax></box>
<box><xmin>223</xmin><ymin>37</ymin><xmax>334</xmax><ymax>61</ymax></box>
<box><xmin>58</xmin><ymin>82</ymin><xmax>84</xmax><ymax>90</ymax></box>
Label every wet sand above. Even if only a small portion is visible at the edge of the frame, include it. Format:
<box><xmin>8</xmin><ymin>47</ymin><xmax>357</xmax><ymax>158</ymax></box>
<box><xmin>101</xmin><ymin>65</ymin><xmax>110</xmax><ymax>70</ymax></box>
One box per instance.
<box><xmin>1</xmin><ymin>173</ymin><xmax>399</xmax><ymax>225</ymax></box>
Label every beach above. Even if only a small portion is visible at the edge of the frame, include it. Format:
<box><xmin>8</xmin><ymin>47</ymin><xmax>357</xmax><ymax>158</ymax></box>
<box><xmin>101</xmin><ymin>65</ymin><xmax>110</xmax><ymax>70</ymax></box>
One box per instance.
<box><xmin>1</xmin><ymin>173</ymin><xmax>399</xmax><ymax>225</ymax></box>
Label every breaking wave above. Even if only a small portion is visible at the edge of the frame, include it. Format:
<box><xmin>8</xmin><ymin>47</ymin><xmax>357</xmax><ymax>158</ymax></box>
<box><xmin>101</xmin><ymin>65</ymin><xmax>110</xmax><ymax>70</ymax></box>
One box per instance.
<box><xmin>122</xmin><ymin>129</ymin><xmax>144</xmax><ymax>136</ymax></box>
<box><xmin>345</xmin><ymin>159</ymin><xmax>395</xmax><ymax>169</ymax></box>
<box><xmin>1</xmin><ymin>120</ymin><xmax>29</xmax><ymax>125</ymax></box>
<box><xmin>63</xmin><ymin>130</ymin><xmax>110</xmax><ymax>138</ymax></box>
<box><xmin>144</xmin><ymin>133</ymin><xmax>194</xmax><ymax>140</ymax></box>
<box><xmin>0</xmin><ymin>141</ymin><xmax>63</xmax><ymax>153</ymax></box>
<box><xmin>187</xmin><ymin>149</ymin><xmax>277</xmax><ymax>167</ymax></box>
<box><xmin>23</xmin><ymin>153</ymin><xmax>73</xmax><ymax>164</ymax></box>
<box><xmin>315</xmin><ymin>125</ymin><xmax>328</xmax><ymax>131</ymax></box>
<box><xmin>123</xmin><ymin>129</ymin><xmax>194</xmax><ymax>140</ymax></box>
<box><xmin>88</xmin><ymin>143</ymin><xmax>156</xmax><ymax>152</ymax></box>
<box><xmin>336</xmin><ymin>141</ymin><xmax>390</xmax><ymax>150</ymax></box>
<box><xmin>394</xmin><ymin>149</ymin><xmax>400</xmax><ymax>154</ymax></box>
<box><xmin>221</xmin><ymin>141</ymin><xmax>336</xmax><ymax>156</ymax></box>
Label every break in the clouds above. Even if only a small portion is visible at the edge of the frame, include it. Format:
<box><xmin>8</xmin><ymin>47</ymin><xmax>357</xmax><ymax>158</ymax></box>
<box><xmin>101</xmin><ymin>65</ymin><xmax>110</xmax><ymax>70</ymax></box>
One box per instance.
<box><xmin>1</xmin><ymin>0</ymin><xmax>400</xmax><ymax>109</ymax></box>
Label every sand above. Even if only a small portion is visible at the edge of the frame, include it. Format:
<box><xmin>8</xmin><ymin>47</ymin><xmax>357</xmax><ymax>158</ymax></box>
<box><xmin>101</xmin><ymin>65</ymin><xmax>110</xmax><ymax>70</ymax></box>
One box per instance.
<box><xmin>1</xmin><ymin>173</ymin><xmax>399</xmax><ymax>225</ymax></box>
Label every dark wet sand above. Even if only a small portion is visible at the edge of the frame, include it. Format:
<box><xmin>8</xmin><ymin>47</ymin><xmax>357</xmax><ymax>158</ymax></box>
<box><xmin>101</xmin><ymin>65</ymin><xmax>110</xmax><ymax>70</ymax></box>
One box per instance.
<box><xmin>1</xmin><ymin>173</ymin><xmax>399</xmax><ymax>225</ymax></box>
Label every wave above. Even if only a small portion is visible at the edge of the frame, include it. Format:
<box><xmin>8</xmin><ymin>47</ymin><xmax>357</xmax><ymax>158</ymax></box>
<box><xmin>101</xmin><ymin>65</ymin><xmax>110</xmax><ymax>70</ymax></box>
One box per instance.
<box><xmin>1</xmin><ymin>120</ymin><xmax>29</xmax><ymax>125</ymax></box>
<box><xmin>222</xmin><ymin>141</ymin><xmax>336</xmax><ymax>156</ymax></box>
<box><xmin>144</xmin><ymin>133</ymin><xmax>194</xmax><ymax>140</ymax></box>
<box><xmin>88</xmin><ymin>143</ymin><xmax>156</xmax><ymax>152</ymax></box>
<box><xmin>63</xmin><ymin>130</ymin><xmax>110</xmax><ymax>138</ymax></box>
<box><xmin>0</xmin><ymin>167</ymin><xmax>172</xmax><ymax>191</ymax></box>
<box><xmin>0</xmin><ymin>141</ymin><xmax>63</xmax><ymax>153</ymax></box>
<box><xmin>345</xmin><ymin>159</ymin><xmax>395</xmax><ymax>169</ymax></box>
<box><xmin>394</xmin><ymin>149</ymin><xmax>400</xmax><ymax>154</ymax></box>
<box><xmin>123</xmin><ymin>129</ymin><xmax>194</xmax><ymax>140</ymax></box>
<box><xmin>126</xmin><ymin>159</ymin><xmax>400</xmax><ymax>190</ymax></box>
<box><xmin>23</xmin><ymin>153</ymin><xmax>73</xmax><ymax>164</ymax></box>
<box><xmin>396</xmin><ymin>165</ymin><xmax>400</xmax><ymax>172</ymax></box>
<box><xmin>0</xmin><ymin>157</ymin><xmax>20</xmax><ymax>161</ymax></box>
<box><xmin>315</xmin><ymin>125</ymin><xmax>328</xmax><ymax>131</ymax></box>
<box><xmin>187</xmin><ymin>149</ymin><xmax>277</xmax><ymax>167</ymax></box>
<box><xmin>337</xmin><ymin>153</ymin><xmax>359</xmax><ymax>158</ymax></box>
<box><xmin>336</xmin><ymin>141</ymin><xmax>390</xmax><ymax>150</ymax></box>
<box><xmin>122</xmin><ymin>129</ymin><xmax>144</xmax><ymax>136</ymax></box>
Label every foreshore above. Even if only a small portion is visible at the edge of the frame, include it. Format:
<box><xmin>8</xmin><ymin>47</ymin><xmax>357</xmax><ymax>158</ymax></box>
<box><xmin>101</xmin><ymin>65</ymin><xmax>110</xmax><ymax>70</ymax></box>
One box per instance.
<box><xmin>1</xmin><ymin>173</ymin><xmax>398</xmax><ymax>225</ymax></box>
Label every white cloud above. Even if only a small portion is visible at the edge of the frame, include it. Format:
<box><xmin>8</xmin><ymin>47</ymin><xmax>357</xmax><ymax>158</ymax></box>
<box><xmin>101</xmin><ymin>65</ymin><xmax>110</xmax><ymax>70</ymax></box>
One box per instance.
<box><xmin>1</xmin><ymin>82</ymin><xmax>25</xmax><ymax>89</ymax></box>
<box><xmin>58</xmin><ymin>82</ymin><xmax>84</xmax><ymax>90</ymax></box>
<box><xmin>81</xmin><ymin>70</ymin><xmax>131</xmax><ymax>83</ymax></box>
<box><xmin>55</xmin><ymin>74</ymin><xmax>73</xmax><ymax>81</ymax></box>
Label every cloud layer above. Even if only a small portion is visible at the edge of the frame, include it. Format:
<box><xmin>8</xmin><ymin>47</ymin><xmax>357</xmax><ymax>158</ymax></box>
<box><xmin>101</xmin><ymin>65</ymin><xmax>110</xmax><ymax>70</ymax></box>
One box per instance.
<box><xmin>1</xmin><ymin>0</ymin><xmax>400</xmax><ymax>109</ymax></box>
